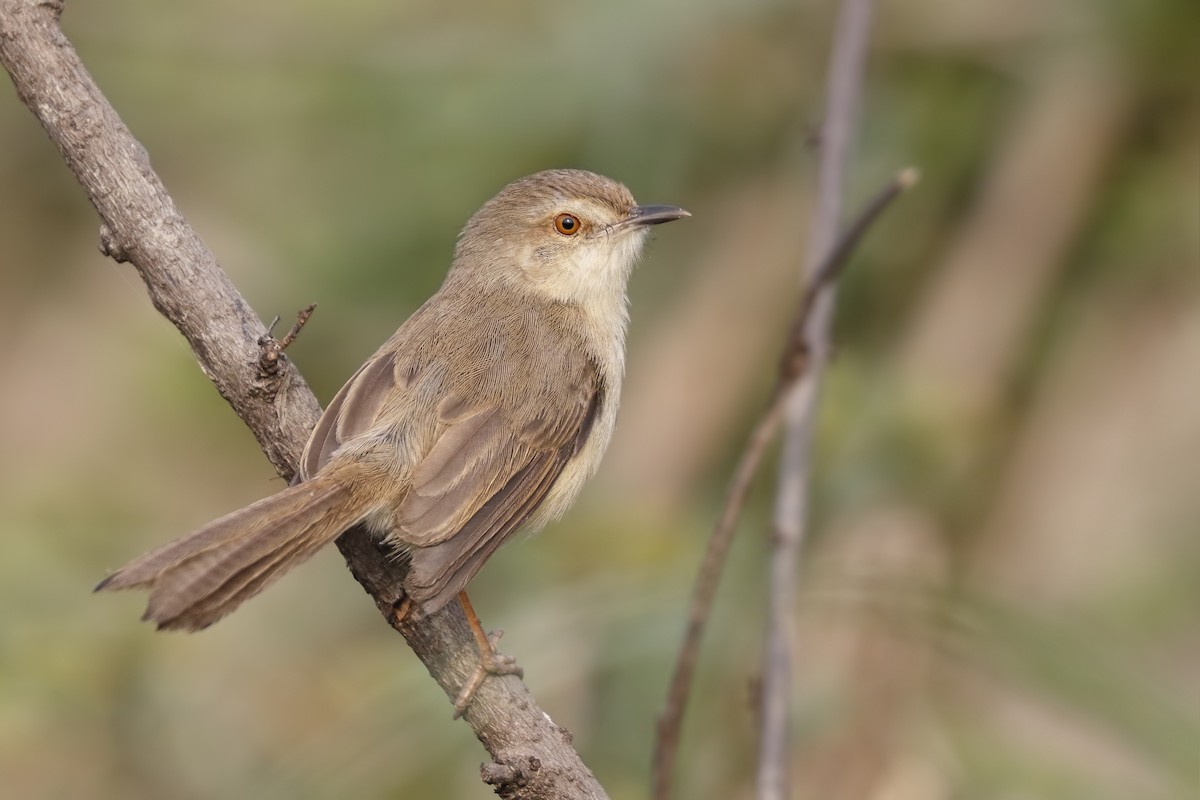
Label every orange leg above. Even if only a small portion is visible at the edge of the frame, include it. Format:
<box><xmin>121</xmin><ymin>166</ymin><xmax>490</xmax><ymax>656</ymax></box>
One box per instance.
<box><xmin>452</xmin><ymin>591</ymin><xmax>523</xmax><ymax>719</ymax></box>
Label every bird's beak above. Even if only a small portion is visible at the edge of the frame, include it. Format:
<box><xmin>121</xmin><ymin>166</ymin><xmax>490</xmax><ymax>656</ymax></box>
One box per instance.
<box><xmin>625</xmin><ymin>204</ymin><xmax>691</xmax><ymax>227</ymax></box>
<box><xmin>599</xmin><ymin>204</ymin><xmax>690</xmax><ymax>236</ymax></box>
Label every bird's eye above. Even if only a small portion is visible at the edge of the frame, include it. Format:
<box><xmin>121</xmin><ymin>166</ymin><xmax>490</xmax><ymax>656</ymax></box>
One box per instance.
<box><xmin>554</xmin><ymin>213</ymin><xmax>581</xmax><ymax>236</ymax></box>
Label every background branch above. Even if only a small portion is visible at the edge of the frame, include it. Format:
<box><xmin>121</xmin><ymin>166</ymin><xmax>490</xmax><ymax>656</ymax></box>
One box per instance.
<box><xmin>651</xmin><ymin>168</ymin><xmax>915</xmax><ymax>800</ymax></box>
<box><xmin>762</xmin><ymin>1</ymin><xmax>875</xmax><ymax>798</ymax></box>
<box><xmin>0</xmin><ymin>1</ymin><xmax>605</xmax><ymax>797</ymax></box>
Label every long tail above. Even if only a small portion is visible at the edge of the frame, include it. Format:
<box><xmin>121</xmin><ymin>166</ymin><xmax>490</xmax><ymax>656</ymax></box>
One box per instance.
<box><xmin>96</xmin><ymin>476</ymin><xmax>374</xmax><ymax>631</ymax></box>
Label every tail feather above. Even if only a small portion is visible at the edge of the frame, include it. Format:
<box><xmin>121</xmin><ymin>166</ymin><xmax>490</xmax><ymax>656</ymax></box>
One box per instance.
<box><xmin>145</xmin><ymin>486</ymin><xmax>346</xmax><ymax>622</ymax></box>
<box><xmin>179</xmin><ymin>526</ymin><xmax>333</xmax><ymax>631</ymax></box>
<box><xmin>98</xmin><ymin>476</ymin><xmax>374</xmax><ymax>631</ymax></box>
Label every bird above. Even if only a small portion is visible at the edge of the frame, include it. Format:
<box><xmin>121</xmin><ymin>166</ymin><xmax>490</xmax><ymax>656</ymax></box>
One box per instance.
<box><xmin>97</xmin><ymin>168</ymin><xmax>689</xmax><ymax>716</ymax></box>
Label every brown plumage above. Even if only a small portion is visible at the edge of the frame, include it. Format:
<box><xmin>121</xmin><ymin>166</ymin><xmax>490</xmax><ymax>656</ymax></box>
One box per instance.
<box><xmin>97</xmin><ymin>169</ymin><xmax>688</xmax><ymax>632</ymax></box>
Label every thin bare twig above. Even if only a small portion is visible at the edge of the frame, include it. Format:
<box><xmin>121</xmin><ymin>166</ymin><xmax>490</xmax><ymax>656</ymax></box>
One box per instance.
<box><xmin>258</xmin><ymin>303</ymin><xmax>318</xmax><ymax>376</ymax></box>
<box><xmin>762</xmin><ymin>0</ymin><xmax>876</xmax><ymax>797</ymax></box>
<box><xmin>0</xmin><ymin>2</ymin><xmax>605</xmax><ymax>797</ymax></box>
<box><xmin>651</xmin><ymin>167</ymin><xmax>915</xmax><ymax>800</ymax></box>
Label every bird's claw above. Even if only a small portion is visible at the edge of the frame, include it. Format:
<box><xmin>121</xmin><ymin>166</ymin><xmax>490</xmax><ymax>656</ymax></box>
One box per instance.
<box><xmin>452</xmin><ymin>628</ymin><xmax>524</xmax><ymax>719</ymax></box>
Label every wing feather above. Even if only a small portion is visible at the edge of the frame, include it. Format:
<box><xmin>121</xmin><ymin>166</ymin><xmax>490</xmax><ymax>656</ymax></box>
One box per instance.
<box><xmin>300</xmin><ymin>350</ymin><xmax>398</xmax><ymax>479</ymax></box>
<box><xmin>399</xmin><ymin>361</ymin><xmax>604</xmax><ymax>611</ymax></box>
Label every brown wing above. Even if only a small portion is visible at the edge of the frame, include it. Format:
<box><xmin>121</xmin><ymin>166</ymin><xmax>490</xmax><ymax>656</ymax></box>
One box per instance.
<box><xmin>299</xmin><ymin>349</ymin><xmax>398</xmax><ymax>480</ymax></box>
<box><xmin>399</xmin><ymin>363</ymin><xmax>603</xmax><ymax>612</ymax></box>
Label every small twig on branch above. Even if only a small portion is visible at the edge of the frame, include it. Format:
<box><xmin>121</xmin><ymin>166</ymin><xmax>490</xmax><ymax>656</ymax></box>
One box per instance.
<box><xmin>651</xmin><ymin>167</ymin><xmax>916</xmax><ymax>800</ymax></box>
<box><xmin>0</xmin><ymin>1</ymin><xmax>606</xmax><ymax>797</ymax></box>
<box><xmin>258</xmin><ymin>303</ymin><xmax>317</xmax><ymax>376</ymax></box>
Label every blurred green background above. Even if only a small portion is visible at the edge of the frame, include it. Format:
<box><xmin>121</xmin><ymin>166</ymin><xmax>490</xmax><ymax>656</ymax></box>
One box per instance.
<box><xmin>1</xmin><ymin>0</ymin><xmax>1196</xmax><ymax>798</ymax></box>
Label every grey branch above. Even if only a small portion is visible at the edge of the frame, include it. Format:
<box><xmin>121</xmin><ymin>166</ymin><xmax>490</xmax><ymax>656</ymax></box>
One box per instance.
<box><xmin>0</xmin><ymin>1</ymin><xmax>606</xmax><ymax>797</ymax></box>
<box><xmin>651</xmin><ymin>167</ymin><xmax>915</xmax><ymax>800</ymax></box>
<box><xmin>763</xmin><ymin>1</ymin><xmax>877</xmax><ymax>799</ymax></box>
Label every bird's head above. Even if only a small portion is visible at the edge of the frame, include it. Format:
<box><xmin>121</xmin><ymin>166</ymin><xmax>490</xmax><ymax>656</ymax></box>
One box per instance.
<box><xmin>453</xmin><ymin>169</ymin><xmax>689</xmax><ymax>305</ymax></box>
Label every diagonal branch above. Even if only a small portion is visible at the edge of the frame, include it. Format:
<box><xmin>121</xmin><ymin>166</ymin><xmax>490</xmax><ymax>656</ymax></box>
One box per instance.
<box><xmin>0</xmin><ymin>1</ymin><xmax>605</xmax><ymax>797</ymax></box>
<box><xmin>651</xmin><ymin>167</ymin><xmax>916</xmax><ymax>800</ymax></box>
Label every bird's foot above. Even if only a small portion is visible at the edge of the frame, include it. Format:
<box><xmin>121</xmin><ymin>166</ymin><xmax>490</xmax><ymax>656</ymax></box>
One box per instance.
<box><xmin>452</xmin><ymin>591</ymin><xmax>524</xmax><ymax>719</ymax></box>
<box><xmin>452</xmin><ymin>627</ymin><xmax>524</xmax><ymax>719</ymax></box>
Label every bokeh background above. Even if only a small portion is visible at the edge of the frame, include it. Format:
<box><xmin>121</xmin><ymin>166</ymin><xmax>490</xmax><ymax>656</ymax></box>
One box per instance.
<box><xmin>1</xmin><ymin>0</ymin><xmax>1196</xmax><ymax>798</ymax></box>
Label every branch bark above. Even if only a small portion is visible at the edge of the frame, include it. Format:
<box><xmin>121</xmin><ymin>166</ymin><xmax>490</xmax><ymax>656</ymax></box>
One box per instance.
<box><xmin>0</xmin><ymin>2</ymin><xmax>606</xmax><ymax>798</ymax></box>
